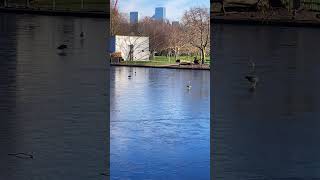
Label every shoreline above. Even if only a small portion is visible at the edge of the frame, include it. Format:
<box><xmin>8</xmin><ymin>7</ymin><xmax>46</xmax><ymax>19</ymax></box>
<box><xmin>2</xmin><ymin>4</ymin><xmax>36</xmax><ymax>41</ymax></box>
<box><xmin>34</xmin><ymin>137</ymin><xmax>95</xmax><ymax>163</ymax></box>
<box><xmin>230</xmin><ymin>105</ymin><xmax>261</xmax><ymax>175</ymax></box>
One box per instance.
<box><xmin>212</xmin><ymin>16</ymin><xmax>320</xmax><ymax>27</ymax></box>
<box><xmin>0</xmin><ymin>7</ymin><xmax>107</xmax><ymax>18</ymax></box>
<box><xmin>211</xmin><ymin>10</ymin><xmax>320</xmax><ymax>27</ymax></box>
<box><xmin>111</xmin><ymin>63</ymin><xmax>210</xmax><ymax>71</ymax></box>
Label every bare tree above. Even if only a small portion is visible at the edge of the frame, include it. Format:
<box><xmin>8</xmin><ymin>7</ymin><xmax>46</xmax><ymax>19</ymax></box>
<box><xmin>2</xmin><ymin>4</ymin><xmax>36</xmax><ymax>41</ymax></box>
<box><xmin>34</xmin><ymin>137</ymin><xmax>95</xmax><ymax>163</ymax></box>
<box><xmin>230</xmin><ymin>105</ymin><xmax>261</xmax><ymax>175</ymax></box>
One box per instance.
<box><xmin>167</xmin><ymin>25</ymin><xmax>189</xmax><ymax>61</ymax></box>
<box><xmin>182</xmin><ymin>7</ymin><xmax>210</xmax><ymax>64</ymax></box>
<box><xmin>138</xmin><ymin>17</ymin><xmax>171</xmax><ymax>59</ymax></box>
<box><xmin>110</xmin><ymin>0</ymin><xmax>130</xmax><ymax>35</ymax></box>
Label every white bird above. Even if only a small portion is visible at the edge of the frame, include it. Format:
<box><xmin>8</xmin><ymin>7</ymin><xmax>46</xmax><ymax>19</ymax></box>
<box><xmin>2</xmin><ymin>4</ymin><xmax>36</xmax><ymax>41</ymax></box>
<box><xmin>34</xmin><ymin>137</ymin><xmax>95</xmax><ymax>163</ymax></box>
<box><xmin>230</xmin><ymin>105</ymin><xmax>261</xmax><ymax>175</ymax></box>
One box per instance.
<box><xmin>186</xmin><ymin>81</ymin><xmax>192</xmax><ymax>90</ymax></box>
<box><xmin>245</xmin><ymin>60</ymin><xmax>258</xmax><ymax>91</ymax></box>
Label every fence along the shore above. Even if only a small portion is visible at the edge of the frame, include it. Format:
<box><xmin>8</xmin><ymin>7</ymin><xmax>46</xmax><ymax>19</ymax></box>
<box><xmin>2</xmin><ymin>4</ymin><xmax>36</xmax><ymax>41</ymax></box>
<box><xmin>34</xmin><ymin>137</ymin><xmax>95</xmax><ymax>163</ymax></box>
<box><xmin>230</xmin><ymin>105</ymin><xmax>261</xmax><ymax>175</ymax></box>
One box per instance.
<box><xmin>0</xmin><ymin>0</ymin><xmax>107</xmax><ymax>12</ymax></box>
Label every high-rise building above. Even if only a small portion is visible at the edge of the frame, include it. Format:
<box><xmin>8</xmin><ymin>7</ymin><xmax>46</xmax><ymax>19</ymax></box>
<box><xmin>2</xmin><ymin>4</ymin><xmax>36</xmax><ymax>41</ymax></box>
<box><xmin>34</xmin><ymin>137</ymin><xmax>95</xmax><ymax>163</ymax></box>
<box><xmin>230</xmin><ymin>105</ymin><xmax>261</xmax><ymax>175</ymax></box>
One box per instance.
<box><xmin>130</xmin><ymin>12</ymin><xmax>139</xmax><ymax>24</ymax></box>
<box><xmin>154</xmin><ymin>7</ymin><xmax>166</xmax><ymax>21</ymax></box>
<box><xmin>172</xmin><ymin>21</ymin><xmax>179</xmax><ymax>26</ymax></box>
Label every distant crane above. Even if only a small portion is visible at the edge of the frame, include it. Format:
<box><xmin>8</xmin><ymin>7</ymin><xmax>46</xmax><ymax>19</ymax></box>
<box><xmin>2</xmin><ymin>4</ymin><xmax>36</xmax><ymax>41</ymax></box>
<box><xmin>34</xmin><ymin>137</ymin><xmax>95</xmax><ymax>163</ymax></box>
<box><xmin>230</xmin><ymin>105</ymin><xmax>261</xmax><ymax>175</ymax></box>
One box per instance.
<box><xmin>113</xmin><ymin>0</ymin><xmax>119</xmax><ymax>15</ymax></box>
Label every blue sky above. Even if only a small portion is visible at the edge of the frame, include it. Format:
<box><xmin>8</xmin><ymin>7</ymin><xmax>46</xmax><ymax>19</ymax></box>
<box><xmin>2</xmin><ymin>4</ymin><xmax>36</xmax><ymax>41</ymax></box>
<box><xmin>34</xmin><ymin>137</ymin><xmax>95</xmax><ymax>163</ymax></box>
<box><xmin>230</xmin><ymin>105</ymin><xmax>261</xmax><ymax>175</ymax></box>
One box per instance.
<box><xmin>117</xmin><ymin>0</ymin><xmax>209</xmax><ymax>21</ymax></box>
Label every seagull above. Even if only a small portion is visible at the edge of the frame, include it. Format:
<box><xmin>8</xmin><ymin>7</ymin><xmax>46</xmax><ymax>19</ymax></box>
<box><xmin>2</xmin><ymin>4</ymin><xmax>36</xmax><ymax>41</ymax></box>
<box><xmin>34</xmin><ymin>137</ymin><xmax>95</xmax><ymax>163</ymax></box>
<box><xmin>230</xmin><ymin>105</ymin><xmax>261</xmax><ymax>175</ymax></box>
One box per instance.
<box><xmin>57</xmin><ymin>44</ymin><xmax>67</xmax><ymax>50</ymax></box>
<box><xmin>186</xmin><ymin>81</ymin><xmax>192</xmax><ymax>90</ymax></box>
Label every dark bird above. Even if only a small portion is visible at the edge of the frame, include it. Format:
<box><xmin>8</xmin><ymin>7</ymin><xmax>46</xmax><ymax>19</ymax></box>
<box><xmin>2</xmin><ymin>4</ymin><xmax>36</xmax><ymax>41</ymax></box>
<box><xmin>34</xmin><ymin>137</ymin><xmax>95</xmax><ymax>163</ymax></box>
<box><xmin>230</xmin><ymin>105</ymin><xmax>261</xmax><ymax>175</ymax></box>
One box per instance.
<box><xmin>128</xmin><ymin>75</ymin><xmax>132</xmax><ymax>78</ymax></box>
<box><xmin>245</xmin><ymin>75</ymin><xmax>258</xmax><ymax>91</ymax></box>
<box><xmin>100</xmin><ymin>173</ymin><xmax>108</xmax><ymax>176</ymax></box>
<box><xmin>245</xmin><ymin>75</ymin><xmax>258</xmax><ymax>84</ymax></box>
<box><xmin>80</xmin><ymin>32</ymin><xmax>84</xmax><ymax>38</ymax></box>
<box><xmin>245</xmin><ymin>75</ymin><xmax>258</xmax><ymax>82</ymax></box>
<box><xmin>8</xmin><ymin>153</ymin><xmax>33</xmax><ymax>159</ymax></box>
<box><xmin>57</xmin><ymin>44</ymin><xmax>67</xmax><ymax>50</ymax></box>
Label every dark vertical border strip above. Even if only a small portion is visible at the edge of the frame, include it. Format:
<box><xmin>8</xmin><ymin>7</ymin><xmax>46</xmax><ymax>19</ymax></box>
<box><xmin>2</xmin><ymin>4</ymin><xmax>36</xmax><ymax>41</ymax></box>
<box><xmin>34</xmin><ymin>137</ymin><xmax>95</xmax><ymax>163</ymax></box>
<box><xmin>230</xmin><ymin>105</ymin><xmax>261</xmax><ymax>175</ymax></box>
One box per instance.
<box><xmin>210</xmin><ymin>1</ymin><xmax>214</xmax><ymax>179</ymax></box>
<box><xmin>106</xmin><ymin>0</ymin><xmax>110</xmax><ymax>179</ymax></box>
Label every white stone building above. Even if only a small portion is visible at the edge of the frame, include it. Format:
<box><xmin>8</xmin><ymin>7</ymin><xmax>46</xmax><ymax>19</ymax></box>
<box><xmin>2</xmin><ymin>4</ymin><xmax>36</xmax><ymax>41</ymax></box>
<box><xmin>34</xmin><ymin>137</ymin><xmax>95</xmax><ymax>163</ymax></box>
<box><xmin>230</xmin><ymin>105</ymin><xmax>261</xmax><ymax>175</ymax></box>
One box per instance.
<box><xmin>109</xmin><ymin>35</ymin><xmax>150</xmax><ymax>61</ymax></box>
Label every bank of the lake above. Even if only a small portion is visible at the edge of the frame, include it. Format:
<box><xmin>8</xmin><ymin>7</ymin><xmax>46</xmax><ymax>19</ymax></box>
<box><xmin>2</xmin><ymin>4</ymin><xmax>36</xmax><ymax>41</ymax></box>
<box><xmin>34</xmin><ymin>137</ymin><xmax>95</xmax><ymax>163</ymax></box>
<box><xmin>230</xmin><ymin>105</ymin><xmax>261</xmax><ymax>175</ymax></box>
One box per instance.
<box><xmin>110</xmin><ymin>55</ymin><xmax>210</xmax><ymax>70</ymax></box>
<box><xmin>111</xmin><ymin>63</ymin><xmax>210</xmax><ymax>70</ymax></box>
<box><xmin>0</xmin><ymin>7</ymin><xmax>107</xmax><ymax>18</ymax></box>
<box><xmin>212</xmin><ymin>10</ymin><xmax>320</xmax><ymax>27</ymax></box>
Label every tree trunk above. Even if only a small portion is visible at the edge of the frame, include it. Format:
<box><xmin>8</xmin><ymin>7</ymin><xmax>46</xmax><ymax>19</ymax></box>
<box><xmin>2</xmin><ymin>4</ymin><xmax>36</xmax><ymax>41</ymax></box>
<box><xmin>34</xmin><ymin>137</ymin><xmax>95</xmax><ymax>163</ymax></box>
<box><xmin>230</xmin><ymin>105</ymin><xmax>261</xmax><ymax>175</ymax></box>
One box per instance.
<box><xmin>221</xmin><ymin>0</ymin><xmax>226</xmax><ymax>14</ymax></box>
<box><xmin>150</xmin><ymin>51</ymin><xmax>155</xmax><ymax>60</ymax></box>
<box><xmin>175</xmin><ymin>48</ymin><xmax>179</xmax><ymax>61</ymax></box>
<box><xmin>200</xmin><ymin>48</ymin><xmax>205</xmax><ymax>64</ymax></box>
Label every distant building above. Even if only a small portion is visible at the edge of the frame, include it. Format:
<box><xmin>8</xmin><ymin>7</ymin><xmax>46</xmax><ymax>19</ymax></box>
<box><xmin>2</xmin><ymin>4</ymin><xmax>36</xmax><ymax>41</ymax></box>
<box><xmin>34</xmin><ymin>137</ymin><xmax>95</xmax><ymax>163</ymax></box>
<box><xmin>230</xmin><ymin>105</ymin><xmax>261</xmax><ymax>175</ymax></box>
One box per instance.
<box><xmin>109</xmin><ymin>35</ymin><xmax>150</xmax><ymax>61</ymax></box>
<box><xmin>130</xmin><ymin>12</ymin><xmax>139</xmax><ymax>24</ymax></box>
<box><xmin>154</xmin><ymin>7</ymin><xmax>166</xmax><ymax>21</ymax></box>
<box><xmin>172</xmin><ymin>21</ymin><xmax>179</xmax><ymax>26</ymax></box>
<box><xmin>293</xmin><ymin>0</ymin><xmax>301</xmax><ymax>9</ymax></box>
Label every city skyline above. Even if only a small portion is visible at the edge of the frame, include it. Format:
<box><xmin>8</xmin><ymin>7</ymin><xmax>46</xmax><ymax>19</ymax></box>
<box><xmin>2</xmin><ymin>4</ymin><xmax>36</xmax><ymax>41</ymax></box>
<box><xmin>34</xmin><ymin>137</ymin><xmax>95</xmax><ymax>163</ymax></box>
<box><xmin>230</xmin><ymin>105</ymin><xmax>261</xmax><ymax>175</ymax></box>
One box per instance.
<box><xmin>118</xmin><ymin>0</ymin><xmax>209</xmax><ymax>21</ymax></box>
<box><xmin>129</xmin><ymin>7</ymin><xmax>166</xmax><ymax>23</ymax></box>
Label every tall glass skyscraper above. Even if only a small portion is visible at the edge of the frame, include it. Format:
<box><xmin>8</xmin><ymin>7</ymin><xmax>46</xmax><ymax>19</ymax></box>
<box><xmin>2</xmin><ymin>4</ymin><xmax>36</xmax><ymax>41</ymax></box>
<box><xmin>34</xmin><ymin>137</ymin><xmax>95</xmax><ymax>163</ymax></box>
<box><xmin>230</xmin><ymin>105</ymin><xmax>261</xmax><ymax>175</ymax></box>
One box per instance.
<box><xmin>154</xmin><ymin>7</ymin><xmax>166</xmax><ymax>21</ymax></box>
<box><xmin>130</xmin><ymin>12</ymin><xmax>139</xmax><ymax>24</ymax></box>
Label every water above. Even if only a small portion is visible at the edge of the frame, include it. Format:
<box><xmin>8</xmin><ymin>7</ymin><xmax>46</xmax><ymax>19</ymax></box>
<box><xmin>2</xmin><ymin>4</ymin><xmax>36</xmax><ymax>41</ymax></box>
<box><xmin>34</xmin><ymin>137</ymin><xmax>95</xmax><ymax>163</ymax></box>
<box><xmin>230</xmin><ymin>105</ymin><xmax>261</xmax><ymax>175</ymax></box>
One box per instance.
<box><xmin>110</xmin><ymin>67</ymin><xmax>210</xmax><ymax>179</ymax></box>
<box><xmin>0</xmin><ymin>13</ymin><xmax>108</xmax><ymax>179</ymax></box>
<box><xmin>212</xmin><ymin>24</ymin><xmax>320</xmax><ymax>179</ymax></box>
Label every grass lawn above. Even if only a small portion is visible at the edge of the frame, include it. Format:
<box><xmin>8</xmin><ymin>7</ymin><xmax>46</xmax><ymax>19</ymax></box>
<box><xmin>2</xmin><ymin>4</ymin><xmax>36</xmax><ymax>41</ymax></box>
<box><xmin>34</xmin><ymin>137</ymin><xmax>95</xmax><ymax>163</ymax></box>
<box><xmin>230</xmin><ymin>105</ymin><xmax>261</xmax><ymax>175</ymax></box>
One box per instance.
<box><xmin>119</xmin><ymin>56</ymin><xmax>210</xmax><ymax>66</ymax></box>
